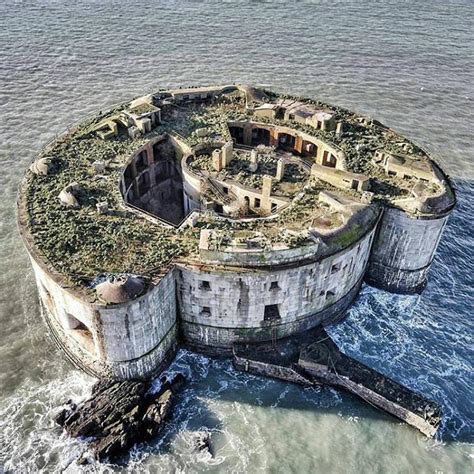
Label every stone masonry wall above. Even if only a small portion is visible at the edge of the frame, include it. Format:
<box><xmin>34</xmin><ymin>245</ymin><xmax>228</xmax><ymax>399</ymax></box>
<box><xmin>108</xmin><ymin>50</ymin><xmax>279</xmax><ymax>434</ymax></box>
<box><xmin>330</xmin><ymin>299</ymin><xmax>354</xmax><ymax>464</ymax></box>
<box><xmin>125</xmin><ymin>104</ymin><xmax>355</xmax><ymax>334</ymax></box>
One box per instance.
<box><xmin>365</xmin><ymin>206</ymin><xmax>449</xmax><ymax>293</ymax></box>
<box><xmin>177</xmin><ymin>225</ymin><xmax>376</xmax><ymax>350</ymax></box>
<box><xmin>98</xmin><ymin>270</ymin><xmax>178</xmax><ymax>363</ymax></box>
<box><xmin>30</xmin><ymin>254</ymin><xmax>179</xmax><ymax>380</ymax></box>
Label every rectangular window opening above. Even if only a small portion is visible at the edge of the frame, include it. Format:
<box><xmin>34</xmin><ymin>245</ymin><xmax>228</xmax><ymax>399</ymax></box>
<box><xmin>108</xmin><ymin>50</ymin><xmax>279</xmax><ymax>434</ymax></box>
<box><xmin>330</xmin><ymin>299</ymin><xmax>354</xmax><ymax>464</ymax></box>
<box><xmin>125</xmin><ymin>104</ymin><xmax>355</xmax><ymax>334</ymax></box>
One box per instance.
<box><xmin>270</xmin><ymin>281</ymin><xmax>279</xmax><ymax>290</ymax></box>
<box><xmin>199</xmin><ymin>280</ymin><xmax>211</xmax><ymax>291</ymax></box>
<box><xmin>264</xmin><ymin>304</ymin><xmax>281</xmax><ymax>321</ymax></box>
<box><xmin>201</xmin><ymin>306</ymin><xmax>211</xmax><ymax>316</ymax></box>
<box><xmin>63</xmin><ymin>313</ymin><xmax>95</xmax><ymax>354</ymax></box>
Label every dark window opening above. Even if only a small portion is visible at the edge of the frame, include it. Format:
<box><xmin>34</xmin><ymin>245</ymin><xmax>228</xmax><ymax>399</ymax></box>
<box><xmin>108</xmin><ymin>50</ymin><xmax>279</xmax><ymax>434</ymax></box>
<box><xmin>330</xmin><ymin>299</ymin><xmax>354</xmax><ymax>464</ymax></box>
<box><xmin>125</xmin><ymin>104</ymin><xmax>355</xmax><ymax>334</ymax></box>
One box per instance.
<box><xmin>139</xmin><ymin>171</ymin><xmax>151</xmax><ymax>193</ymax></box>
<box><xmin>264</xmin><ymin>304</ymin><xmax>281</xmax><ymax>321</ymax></box>
<box><xmin>271</xmin><ymin>202</ymin><xmax>277</xmax><ymax>212</ymax></box>
<box><xmin>326</xmin><ymin>290</ymin><xmax>336</xmax><ymax>300</ymax></box>
<box><xmin>331</xmin><ymin>263</ymin><xmax>341</xmax><ymax>274</ymax></box>
<box><xmin>351</xmin><ymin>180</ymin><xmax>359</xmax><ymax>190</ymax></box>
<box><xmin>215</xmin><ymin>203</ymin><xmax>223</xmax><ymax>214</ymax></box>
<box><xmin>153</xmin><ymin>143</ymin><xmax>161</xmax><ymax>162</ymax></box>
<box><xmin>244</xmin><ymin>196</ymin><xmax>250</xmax><ymax>206</ymax></box>
<box><xmin>135</xmin><ymin>150</ymin><xmax>148</xmax><ymax>173</ymax></box>
<box><xmin>322</xmin><ymin>151</ymin><xmax>337</xmax><ymax>168</ymax></box>
<box><xmin>388</xmin><ymin>170</ymin><xmax>397</xmax><ymax>176</ymax></box>
<box><xmin>63</xmin><ymin>313</ymin><xmax>95</xmax><ymax>354</ymax></box>
<box><xmin>254</xmin><ymin>198</ymin><xmax>261</xmax><ymax>208</ymax></box>
<box><xmin>278</xmin><ymin>133</ymin><xmax>296</xmax><ymax>151</ymax></box>
<box><xmin>200</xmin><ymin>280</ymin><xmax>211</xmax><ymax>291</ymax></box>
<box><xmin>201</xmin><ymin>306</ymin><xmax>211</xmax><ymax>316</ymax></box>
<box><xmin>251</xmin><ymin>127</ymin><xmax>270</xmax><ymax>146</ymax></box>
<box><xmin>223</xmin><ymin>187</ymin><xmax>229</xmax><ymax>194</ymax></box>
<box><xmin>229</xmin><ymin>126</ymin><xmax>244</xmax><ymax>144</ymax></box>
<box><xmin>302</xmin><ymin>141</ymin><xmax>318</xmax><ymax>158</ymax></box>
<box><xmin>270</xmin><ymin>281</ymin><xmax>279</xmax><ymax>290</ymax></box>
<box><xmin>289</xmin><ymin>114</ymin><xmax>295</xmax><ymax>120</ymax></box>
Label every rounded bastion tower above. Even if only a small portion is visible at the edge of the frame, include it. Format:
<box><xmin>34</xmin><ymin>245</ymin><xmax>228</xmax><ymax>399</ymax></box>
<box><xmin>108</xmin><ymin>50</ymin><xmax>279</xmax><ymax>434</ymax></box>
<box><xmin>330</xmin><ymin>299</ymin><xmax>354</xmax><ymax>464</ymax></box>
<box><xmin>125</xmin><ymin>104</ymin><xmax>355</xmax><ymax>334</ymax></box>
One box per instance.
<box><xmin>17</xmin><ymin>85</ymin><xmax>455</xmax><ymax>379</ymax></box>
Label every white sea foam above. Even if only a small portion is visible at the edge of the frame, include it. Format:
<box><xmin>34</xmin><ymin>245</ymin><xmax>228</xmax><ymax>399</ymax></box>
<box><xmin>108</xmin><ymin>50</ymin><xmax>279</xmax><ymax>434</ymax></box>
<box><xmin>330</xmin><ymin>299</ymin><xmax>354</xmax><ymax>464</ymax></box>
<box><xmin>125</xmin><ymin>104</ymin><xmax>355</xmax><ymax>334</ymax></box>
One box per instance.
<box><xmin>0</xmin><ymin>1</ymin><xmax>473</xmax><ymax>472</ymax></box>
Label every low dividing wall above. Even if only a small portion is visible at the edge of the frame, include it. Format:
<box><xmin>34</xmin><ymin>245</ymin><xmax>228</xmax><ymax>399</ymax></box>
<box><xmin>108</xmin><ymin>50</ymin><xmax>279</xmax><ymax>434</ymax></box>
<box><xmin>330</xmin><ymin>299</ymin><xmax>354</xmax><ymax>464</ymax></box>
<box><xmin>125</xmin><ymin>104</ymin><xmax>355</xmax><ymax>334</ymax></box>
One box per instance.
<box><xmin>233</xmin><ymin>355</ymin><xmax>314</xmax><ymax>386</ymax></box>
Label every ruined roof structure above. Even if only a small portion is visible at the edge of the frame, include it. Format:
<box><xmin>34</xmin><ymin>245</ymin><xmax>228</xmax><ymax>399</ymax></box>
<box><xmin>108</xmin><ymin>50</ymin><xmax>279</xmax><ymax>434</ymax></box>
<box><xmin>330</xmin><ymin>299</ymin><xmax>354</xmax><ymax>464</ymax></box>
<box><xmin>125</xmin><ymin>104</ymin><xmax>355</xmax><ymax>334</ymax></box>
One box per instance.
<box><xmin>17</xmin><ymin>85</ymin><xmax>454</xmax><ymax>439</ymax></box>
<box><xmin>18</xmin><ymin>85</ymin><xmax>454</xmax><ymax>288</ymax></box>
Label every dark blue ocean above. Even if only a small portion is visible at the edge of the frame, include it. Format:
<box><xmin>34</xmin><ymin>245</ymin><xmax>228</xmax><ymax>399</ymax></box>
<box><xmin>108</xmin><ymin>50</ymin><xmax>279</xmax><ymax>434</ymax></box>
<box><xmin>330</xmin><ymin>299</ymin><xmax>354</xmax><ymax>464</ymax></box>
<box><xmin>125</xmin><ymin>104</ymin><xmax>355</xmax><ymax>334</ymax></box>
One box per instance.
<box><xmin>0</xmin><ymin>1</ymin><xmax>472</xmax><ymax>472</ymax></box>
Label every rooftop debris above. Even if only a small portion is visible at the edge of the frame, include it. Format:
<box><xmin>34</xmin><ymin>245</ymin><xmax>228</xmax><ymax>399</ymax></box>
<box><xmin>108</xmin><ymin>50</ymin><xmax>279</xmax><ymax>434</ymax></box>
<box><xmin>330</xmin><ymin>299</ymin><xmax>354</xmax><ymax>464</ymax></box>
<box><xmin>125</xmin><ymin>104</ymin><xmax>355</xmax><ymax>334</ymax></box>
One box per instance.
<box><xmin>20</xmin><ymin>86</ymin><xmax>452</xmax><ymax>289</ymax></box>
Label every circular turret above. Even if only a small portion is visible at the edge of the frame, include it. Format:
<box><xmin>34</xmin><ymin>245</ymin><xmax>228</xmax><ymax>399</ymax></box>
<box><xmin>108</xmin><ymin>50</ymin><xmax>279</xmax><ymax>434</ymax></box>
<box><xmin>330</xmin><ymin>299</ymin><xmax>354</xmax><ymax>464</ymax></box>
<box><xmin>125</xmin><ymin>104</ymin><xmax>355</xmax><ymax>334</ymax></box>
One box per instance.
<box><xmin>95</xmin><ymin>275</ymin><xmax>145</xmax><ymax>304</ymax></box>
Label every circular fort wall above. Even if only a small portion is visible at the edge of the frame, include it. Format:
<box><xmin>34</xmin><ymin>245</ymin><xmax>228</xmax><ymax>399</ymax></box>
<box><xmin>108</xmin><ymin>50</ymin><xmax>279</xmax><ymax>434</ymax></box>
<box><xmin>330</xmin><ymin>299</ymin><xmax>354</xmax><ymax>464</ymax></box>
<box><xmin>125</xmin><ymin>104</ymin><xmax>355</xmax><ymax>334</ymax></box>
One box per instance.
<box><xmin>177</xmin><ymin>223</ymin><xmax>377</xmax><ymax>352</ymax></box>
<box><xmin>365</xmin><ymin>206</ymin><xmax>450</xmax><ymax>294</ymax></box>
<box><xmin>28</xmin><ymin>252</ymin><xmax>178</xmax><ymax>380</ymax></box>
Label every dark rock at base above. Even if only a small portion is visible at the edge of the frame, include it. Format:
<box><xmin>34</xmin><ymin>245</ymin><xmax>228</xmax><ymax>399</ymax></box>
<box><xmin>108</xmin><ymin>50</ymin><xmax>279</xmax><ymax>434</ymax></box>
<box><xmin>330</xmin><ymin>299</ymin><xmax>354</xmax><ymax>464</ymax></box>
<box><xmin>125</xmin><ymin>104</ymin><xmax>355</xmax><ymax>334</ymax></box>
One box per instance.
<box><xmin>194</xmin><ymin>431</ymin><xmax>213</xmax><ymax>456</ymax></box>
<box><xmin>53</xmin><ymin>400</ymin><xmax>77</xmax><ymax>426</ymax></box>
<box><xmin>55</xmin><ymin>373</ymin><xmax>186</xmax><ymax>464</ymax></box>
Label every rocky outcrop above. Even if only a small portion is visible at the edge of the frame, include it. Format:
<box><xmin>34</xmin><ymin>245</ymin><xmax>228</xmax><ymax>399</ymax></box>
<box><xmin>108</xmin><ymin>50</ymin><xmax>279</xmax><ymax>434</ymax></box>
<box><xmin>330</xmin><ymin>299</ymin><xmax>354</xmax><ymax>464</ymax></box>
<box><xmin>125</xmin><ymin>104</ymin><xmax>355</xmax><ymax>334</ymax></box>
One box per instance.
<box><xmin>55</xmin><ymin>374</ymin><xmax>185</xmax><ymax>464</ymax></box>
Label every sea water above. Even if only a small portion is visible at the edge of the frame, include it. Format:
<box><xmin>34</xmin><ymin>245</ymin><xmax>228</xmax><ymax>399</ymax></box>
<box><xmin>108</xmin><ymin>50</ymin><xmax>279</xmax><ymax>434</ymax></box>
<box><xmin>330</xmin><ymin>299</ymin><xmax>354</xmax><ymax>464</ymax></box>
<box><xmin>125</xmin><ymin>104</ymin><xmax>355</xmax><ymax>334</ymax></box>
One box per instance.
<box><xmin>0</xmin><ymin>1</ymin><xmax>472</xmax><ymax>472</ymax></box>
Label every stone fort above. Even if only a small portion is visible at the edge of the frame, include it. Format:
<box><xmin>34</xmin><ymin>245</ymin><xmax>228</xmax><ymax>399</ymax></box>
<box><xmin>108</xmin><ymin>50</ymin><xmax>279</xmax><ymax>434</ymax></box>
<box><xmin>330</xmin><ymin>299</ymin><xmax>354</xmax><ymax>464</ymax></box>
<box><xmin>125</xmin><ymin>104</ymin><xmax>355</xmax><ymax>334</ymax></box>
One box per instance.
<box><xmin>18</xmin><ymin>85</ymin><xmax>455</xmax><ymax>380</ymax></box>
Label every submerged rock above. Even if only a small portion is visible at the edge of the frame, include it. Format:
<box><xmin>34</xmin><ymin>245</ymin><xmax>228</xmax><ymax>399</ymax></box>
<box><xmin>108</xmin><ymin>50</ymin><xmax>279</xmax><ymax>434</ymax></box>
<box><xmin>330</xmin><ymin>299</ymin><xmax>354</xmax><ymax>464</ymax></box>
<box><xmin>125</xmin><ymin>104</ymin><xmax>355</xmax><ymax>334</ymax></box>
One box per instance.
<box><xmin>55</xmin><ymin>374</ymin><xmax>185</xmax><ymax>464</ymax></box>
<box><xmin>193</xmin><ymin>431</ymin><xmax>213</xmax><ymax>456</ymax></box>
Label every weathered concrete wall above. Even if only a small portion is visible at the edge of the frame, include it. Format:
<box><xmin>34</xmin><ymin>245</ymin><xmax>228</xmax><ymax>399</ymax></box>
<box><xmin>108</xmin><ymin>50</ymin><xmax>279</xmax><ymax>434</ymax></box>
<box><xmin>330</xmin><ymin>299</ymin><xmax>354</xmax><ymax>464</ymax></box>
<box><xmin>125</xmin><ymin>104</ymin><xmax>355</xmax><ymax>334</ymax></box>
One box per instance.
<box><xmin>181</xmin><ymin>157</ymin><xmax>203</xmax><ymax>214</ymax></box>
<box><xmin>98</xmin><ymin>270</ymin><xmax>178</xmax><ymax>365</ymax></box>
<box><xmin>199</xmin><ymin>234</ymin><xmax>322</xmax><ymax>267</ymax></box>
<box><xmin>233</xmin><ymin>355</ymin><xmax>314</xmax><ymax>386</ymax></box>
<box><xmin>366</xmin><ymin>206</ymin><xmax>450</xmax><ymax>293</ymax></box>
<box><xmin>178</xmin><ymin>225</ymin><xmax>376</xmax><ymax>351</ymax></box>
<box><xmin>30</xmin><ymin>254</ymin><xmax>179</xmax><ymax>379</ymax></box>
<box><xmin>31</xmin><ymin>257</ymin><xmax>103</xmax><ymax>358</ymax></box>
